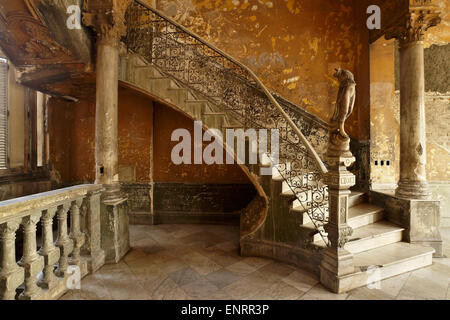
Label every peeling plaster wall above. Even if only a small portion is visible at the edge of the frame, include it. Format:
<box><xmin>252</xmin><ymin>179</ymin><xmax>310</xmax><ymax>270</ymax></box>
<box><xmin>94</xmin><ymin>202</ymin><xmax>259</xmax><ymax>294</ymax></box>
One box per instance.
<box><xmin>49</xmin><ymin>86</ymin><xmax>254</xmax><ymax>222</ymax></box>
<box><xmin>424</xmin><ymin>0</ymin><xmax>450</xmax><ymax>46</ymax></box>
<box><xmin>155</xmin><ymin>0</ymin><xmax>370</xmax><ymax>140</ymax></box>
<box><xmin>369</xmin><ymin>39</ymin><xmax>399</xmax><ymax>190</ymax></box>
<box><xmin>153</xmin><ymin>103</ymin><xmax>251</xmax><ymax>184</ymax></box>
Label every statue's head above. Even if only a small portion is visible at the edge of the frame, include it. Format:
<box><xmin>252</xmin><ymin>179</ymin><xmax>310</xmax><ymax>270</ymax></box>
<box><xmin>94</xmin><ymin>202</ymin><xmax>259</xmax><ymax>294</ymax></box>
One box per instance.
<box><xmin>333</xmin><ymin>68</ymin><xmax>355</xmax><ymax>84</ymax></box>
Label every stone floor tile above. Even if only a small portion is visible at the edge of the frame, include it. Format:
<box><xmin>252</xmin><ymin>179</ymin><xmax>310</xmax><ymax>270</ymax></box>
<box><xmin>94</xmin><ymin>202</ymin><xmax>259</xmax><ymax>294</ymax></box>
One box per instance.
<box><xmin>169</xmin><ymin>267</ymin><xmax>203</xmax><ymax>286</ymax></box>
<box><xmin>346</xmin><ymin>286</ymin><xmax>396</xmax><ymax>300</ymax></box>
<box><xmin>257</xmin><ymin>281</ymin><xmax>305</xmax><ymax>300</ymax></box>
<box><xmin>208</xmin><ymin>252</ymin><xmax>242</xmax><ymax>267</ymax></box>
<box><xmin>206</xmin><ymin>268</ymin><xmax>242</xmax><ymax>289</ymax></box>
<box><xmin>225</xmin><ymin>261</ymin><xmax>257</xmax><ymax>276</ymax></box>
<box><xmin>223</xmin><ymin>278</ymin><xmax>267</xmax><ymax>300</ymax></box>
<box><xmin>62</xmin><ymin>224</ymin><xmax>450</xmax><ymax>301</ymax></box>
<box><xmin>242</xmin><ymin>257</ymin><xmax>272</xmax><ymax>270</ymax></box>
<box><xmin>181</xmin><ymin>278</ymin><xmax>220</xmax><ymax>299</ymax></box>
<box><xmin>306</xmin><ymin>284</ymin><xmax>348</xmax><ymax>300</ymax></box>
<box><xmin>281</xmin><ymin>269</ymin><xmax>319</xmax><ymax>292</ymax></box>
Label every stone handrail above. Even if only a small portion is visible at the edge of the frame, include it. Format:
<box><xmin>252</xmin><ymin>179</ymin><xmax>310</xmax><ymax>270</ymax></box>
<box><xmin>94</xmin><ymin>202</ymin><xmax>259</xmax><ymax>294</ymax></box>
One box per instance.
<box><xmin>0</xmin><ymin>184</ymin><xmax>105</xmax><ymax>300</ymax></box>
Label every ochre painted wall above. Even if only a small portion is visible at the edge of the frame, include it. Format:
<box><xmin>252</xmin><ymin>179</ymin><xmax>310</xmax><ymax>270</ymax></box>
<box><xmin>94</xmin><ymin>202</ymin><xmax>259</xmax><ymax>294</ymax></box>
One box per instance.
<box><xmin>49</xmin><ymin>86</ymin><xmax>250</xmax><ymax>185</ymax></box>
<box><xmin>118</xmin><ymin>87</ymin><xmax>153</xmax><ymax>182</ymax></box>
<box><xmin>155</xmin><ymin>0</ymin><xmax>370</xmax><ymax>140</ymax></box>
<box><xmin>153</xmin><ymin>102</ymin><xmax>251</xmax><ymax>184</ymax></box>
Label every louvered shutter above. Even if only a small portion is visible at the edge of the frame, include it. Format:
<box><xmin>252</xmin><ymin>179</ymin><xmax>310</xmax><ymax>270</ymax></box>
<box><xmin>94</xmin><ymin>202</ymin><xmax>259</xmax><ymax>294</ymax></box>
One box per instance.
<box><xmin>0</xmin><ymin>59</ymin><xmax>8</xmax><ymax>169</ymax></box>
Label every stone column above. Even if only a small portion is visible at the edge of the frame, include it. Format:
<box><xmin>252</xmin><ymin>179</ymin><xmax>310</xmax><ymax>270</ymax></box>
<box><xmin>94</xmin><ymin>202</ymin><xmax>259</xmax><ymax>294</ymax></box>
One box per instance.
<box><xmin>385</xmin><ymin>8</ymin><xmax>441</xmax><ymax>199</ymax></box>
<box><xmin>384</xmin><ymin>5</ymin><xmax>443</xmax><ymax>256</ymax></box>
<box><xmin>83</xmin><ymin>0</ymin><xmax>131</xmax><ymax>263</ymax></box>
<box><xmin>82</xmin><ymin>0</ymin><xmax>131</xmax><ymax>201</ymax></box>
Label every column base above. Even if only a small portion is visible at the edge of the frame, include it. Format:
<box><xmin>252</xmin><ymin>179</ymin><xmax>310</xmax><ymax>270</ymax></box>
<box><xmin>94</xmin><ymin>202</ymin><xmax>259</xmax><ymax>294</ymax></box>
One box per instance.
<box><xmin>101</xmin><ymin>183</ymin><xmax>124</xmax><ymax>202</ymax></box>
<box><xmin>101</xmin><ymin>197</ymin><xmax>130</xmax><ymax>264</ymax></box>
<box><xmin>320</xmin><ymin>248</ymin><xmax>354</xmax><ymax>293</ymax></box>
<box><xmin>396</xmin><ymin>181</ymin><xmax>432</xmax><ymax>200</ymax></box>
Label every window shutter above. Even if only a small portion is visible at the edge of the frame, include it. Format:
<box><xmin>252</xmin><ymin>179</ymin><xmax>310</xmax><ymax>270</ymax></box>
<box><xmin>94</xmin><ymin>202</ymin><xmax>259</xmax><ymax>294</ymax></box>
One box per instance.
<box><xmin>0</xmin><ymin>60</ymin><xmax>8</xmax><ymax>169</ymax></box>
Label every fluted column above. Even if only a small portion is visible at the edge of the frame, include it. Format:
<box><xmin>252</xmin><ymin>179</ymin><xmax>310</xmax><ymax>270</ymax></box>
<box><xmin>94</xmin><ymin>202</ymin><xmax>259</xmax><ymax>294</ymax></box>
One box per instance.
<box><xmin>385</xmin><ymin>6</ymin><xmax>441</xmax><ymax>199</ymax></box>
<box><xmin>38</xmin><ymin>207</ymin><xmax>60</xmax><ymax>290</ymax></box>
<box><xmin>0</xmin><ymin>219</ymin><xmax>24</xmax><ymax>300</ymax></box>
<box><xmin>19</xmin><ymin>212</ymin><xmax>44</xmax><ymax>300</ymax></box>
<box><xmin>83</xmin><ymin>0</ymin><xmax>131</xmax><ymax>201</ymax></box>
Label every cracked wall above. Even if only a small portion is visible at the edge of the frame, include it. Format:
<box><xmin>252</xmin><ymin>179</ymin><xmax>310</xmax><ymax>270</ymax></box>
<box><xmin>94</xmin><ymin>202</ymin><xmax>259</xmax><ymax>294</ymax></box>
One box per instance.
<box><xmin>152</xmin><ymin>0</ymin><xmax>370</xmax><ymax>140</ymax></box>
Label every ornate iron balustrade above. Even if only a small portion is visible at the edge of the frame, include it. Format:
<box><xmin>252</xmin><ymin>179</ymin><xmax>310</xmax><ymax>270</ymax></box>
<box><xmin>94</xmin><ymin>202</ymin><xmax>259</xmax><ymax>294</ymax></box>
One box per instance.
<box><xmin>124</xmin><ymin>0</ymin><xmax>330</xmax><ymax>245</ymax></box>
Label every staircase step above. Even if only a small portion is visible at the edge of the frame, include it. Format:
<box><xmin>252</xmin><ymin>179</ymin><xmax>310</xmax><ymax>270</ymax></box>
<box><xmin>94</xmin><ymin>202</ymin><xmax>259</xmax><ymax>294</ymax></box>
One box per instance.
<box><xmin>344</xmin><ymin>220</ymin><xmax>404</xmax><ymax>254</ymax></box>
<box><xmin>348</xmin><ymin>203</ymin><xmax>385</xmax><ymax>229</ymax></box>
<box><xmin>335</xmin><ymin>242</ymin><xmax>434</xmax><ymax>293</ymax></box>
<box><xmin>348</xmin><ymin>191</ymin><xmax>367</xmax><ymax>208</ymax></box>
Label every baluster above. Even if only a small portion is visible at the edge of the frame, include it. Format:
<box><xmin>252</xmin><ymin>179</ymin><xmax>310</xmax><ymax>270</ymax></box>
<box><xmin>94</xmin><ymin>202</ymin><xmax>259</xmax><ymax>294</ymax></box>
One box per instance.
<box><xmin>37</xmin><ymin>207</ymin><xmax>60</xmax><ymax>289</ymax></box>
<box><xmin>18</xmin><ymin>211</ymin><xmax>44</xmax><ymax>300</ymax></box>
<box><xmin>0</xmin><ymin>219</ymin><xmax>24</xmax><ymax>300</ymax></box>
<box><xmin>55</xmin><ymin>204</ymin><xmax>74</xmax><ymax>277</ymax></box>
<box><xmin>69</xmin><ymin>199</ymin><xmax>85</xmax><ymax>267</ymax></box>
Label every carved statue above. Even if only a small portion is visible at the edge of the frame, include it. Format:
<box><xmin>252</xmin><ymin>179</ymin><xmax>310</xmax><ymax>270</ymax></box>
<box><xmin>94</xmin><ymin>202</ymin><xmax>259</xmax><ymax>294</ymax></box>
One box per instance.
<box><xmin>328</xmin><ymin>68</ymin><xmax>356</xmax><ymax>157</ymax></box>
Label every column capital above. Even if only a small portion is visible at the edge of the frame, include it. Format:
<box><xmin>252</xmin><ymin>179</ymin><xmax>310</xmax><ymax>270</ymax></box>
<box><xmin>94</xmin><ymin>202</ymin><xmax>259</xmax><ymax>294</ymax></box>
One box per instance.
<box><xmin>82</xmin><ymin>0</ymin><xmax>131</xmax><ymax>46</ymax></box>
<box><xmin>385</xmin><ymin>2</ymin><xmax>441</xmax><ymax>46</ymax></box>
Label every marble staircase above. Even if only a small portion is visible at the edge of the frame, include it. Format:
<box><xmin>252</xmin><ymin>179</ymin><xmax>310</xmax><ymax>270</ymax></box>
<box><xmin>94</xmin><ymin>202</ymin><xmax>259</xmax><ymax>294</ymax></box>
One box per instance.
<box><xmin>118</xmin><ymin>54</ymin><xmax>435</xmax><ymax>293</ymax></box>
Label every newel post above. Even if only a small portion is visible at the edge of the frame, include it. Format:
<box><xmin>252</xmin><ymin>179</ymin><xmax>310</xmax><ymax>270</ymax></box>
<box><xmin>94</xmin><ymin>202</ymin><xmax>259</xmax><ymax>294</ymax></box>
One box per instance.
<box><xmin>320</xmin><ymin>68</ymin><xmax>357</xmax><ymax>293</ymax></box>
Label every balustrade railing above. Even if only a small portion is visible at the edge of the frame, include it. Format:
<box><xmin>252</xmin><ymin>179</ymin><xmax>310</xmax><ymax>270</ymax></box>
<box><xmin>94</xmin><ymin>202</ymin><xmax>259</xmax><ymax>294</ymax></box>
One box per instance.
<box><xmin>0</xmin><ymin>184</ymin><xmax>104</xmax><ymax>300</ymax></box>
<box><xmin>125</xmin><ymin>0</ymin><xmax>330</xmax><ymax>245</ymax></box>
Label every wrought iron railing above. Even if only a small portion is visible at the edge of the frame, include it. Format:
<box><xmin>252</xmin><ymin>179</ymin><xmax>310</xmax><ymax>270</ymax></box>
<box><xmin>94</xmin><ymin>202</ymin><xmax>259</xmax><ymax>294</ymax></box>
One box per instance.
<box><xmin>124</xmin><ymin>0</ymin><xmax>330</xmax><ymax>246</ymax></box>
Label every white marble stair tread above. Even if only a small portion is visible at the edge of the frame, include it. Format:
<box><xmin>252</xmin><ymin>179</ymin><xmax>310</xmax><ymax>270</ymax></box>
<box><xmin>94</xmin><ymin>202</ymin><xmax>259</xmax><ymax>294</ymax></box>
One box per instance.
<box><xmin>348</xmin><ymin>203</ymin><xmax>384</xmax><ymax>229</ymax></box>
<box><xmin>335</xmin><ymin>242</ymin><xmax>435</xmax><ymax>292</ymax></box>
<box><xmin>348</xmin><ymin>191</ymin><xmax>366</xmax><ymax>207</ymax></box>
<box><xmin>353</xmin><ymin>242</ymin><xmax>434</xmax><ymax>268</ymax></box>
<box><xmin>345</xmin><ymin>220</ymin><xmax>404</xmax><ymax>254</ymax></box>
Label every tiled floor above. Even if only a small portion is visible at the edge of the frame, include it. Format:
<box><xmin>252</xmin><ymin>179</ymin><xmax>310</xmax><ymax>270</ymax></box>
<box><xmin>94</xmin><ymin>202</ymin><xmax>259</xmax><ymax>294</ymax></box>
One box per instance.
<box><xmin>60</xmin><ymin>224</ymin><xmax>450</xmax><ymax>300</ymax></box>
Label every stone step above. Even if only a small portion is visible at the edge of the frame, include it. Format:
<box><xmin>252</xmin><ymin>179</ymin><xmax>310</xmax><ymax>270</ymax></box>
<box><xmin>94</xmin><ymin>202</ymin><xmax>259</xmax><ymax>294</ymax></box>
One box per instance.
<box><xmin>332</xmin><ymin>242</ymin><xmax>434</xmax><ymax>293</ymax></box>
<box><xmin>344</xmin><ymin>220</ymin><xmax>404</xmax><ymax>254</ymax></box>
<box><xmin>348</xmin><ymin>203</ymin><xmax>385</xmax><ymax>229</ymax></box>
<box><xmin>348</xmin><ymin>191</ymin><xmax>367</xmax><ymax>208</ymax></box>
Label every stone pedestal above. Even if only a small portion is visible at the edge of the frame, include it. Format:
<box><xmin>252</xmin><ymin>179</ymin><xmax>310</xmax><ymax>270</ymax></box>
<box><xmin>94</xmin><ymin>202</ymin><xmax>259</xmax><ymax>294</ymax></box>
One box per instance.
<box><xmin>82</xmin><ymin>189</ymin><xmax>106</xmax><ymax>272</ymax></box>
<box><xmin>101</xmin><ymin>197</ymin><xmax>130</xmax><ymax>264</ymax></box>
<box><xmin>320</xmin><ymin>155</ymin><xmax>356</xmax><ymax>293</ymax></box>
<box><xmin>370</xmin><ymin>191</ymin><xmax>443</xmax><ymax>257</ymax></box>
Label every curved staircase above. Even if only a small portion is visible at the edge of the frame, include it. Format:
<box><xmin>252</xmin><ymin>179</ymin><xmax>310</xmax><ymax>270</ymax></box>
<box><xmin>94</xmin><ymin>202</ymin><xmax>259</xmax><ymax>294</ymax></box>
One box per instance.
<box><xmin>118</xmin><ymin>0</ymin><xmax>435</xmax><ymax>293</ymax></box>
